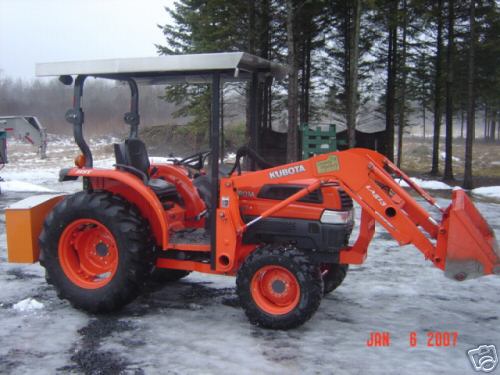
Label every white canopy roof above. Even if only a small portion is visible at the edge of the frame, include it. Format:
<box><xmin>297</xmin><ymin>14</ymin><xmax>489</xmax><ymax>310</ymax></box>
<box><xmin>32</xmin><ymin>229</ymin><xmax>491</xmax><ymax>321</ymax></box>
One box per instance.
<box><xmin>35</xmin><ymin>52</ymin><xmax>286</xmax><ymax>84</ymax></box>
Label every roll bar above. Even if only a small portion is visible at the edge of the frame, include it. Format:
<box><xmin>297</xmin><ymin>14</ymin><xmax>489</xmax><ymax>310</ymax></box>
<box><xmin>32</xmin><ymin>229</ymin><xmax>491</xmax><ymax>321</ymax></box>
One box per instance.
<box><xmin>64</xmin><ymin>75</ymin><xmax>141</xmax><ymax>167</ymax></box>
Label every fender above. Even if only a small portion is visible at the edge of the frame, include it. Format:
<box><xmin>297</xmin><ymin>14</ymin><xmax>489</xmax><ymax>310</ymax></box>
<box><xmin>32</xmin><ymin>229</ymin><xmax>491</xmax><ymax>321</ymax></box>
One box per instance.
<box><xmin>66</xmin><ymin>167</ymin><xmax>169</xmax><ymax>249</ymax></box>
<box><xmin>150</xmin><ymin>164</ymin><xmax>206</xmax><ymax>221</ymax></box>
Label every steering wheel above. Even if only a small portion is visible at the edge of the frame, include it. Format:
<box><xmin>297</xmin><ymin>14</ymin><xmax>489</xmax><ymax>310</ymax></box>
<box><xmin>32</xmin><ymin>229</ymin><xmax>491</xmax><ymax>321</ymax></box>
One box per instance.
<box><xmin>173</xmin><ymin>150</ymin><xmax>211</xmax><ymax>170</ymax></box>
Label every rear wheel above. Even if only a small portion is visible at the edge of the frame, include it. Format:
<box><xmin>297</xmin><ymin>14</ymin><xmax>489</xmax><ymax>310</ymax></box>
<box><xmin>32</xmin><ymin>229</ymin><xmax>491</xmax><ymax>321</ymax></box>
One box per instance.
<box><xmin>39</xmin><ymin>192</ymin><xmax>154</xmax><ymax>313</ymax></box>
<box><xmin>321</xmin><ymin>264</ymin><xmax>349</xmax><ymax>295</ymax></box>
<box><xmin>236</xmin><ymin>245</ymin><xmax>323</xmax><ymax>330</ymax></box>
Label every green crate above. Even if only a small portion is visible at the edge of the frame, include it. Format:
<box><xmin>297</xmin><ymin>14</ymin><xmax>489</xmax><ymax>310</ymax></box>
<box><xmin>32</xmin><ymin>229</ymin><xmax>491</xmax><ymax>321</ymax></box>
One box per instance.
<box><xmin>300</xmin><ymin>124</ymin><xmax>337</xmax><ymax>160</ymax></box>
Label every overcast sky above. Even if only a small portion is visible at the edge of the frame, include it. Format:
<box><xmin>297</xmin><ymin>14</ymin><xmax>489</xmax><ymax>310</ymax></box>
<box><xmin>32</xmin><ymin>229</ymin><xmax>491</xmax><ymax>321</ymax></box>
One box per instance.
<box><xmin>0</xmin><ymin>0</ymin><xmax>175</xmax><ymax>80</ymax></box>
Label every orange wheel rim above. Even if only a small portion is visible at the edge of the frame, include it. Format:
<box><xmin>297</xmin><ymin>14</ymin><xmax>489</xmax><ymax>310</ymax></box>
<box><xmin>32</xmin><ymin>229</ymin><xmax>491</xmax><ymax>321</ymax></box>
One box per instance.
<box><xmin>250</xmin><ymin>265</ymin><xmax>300</xmax><ymax>315</ymax></box>
<box><xmin>58</xmin><ymin>218</ymin><xmax>119</xmax><ymax>289</ymax></box>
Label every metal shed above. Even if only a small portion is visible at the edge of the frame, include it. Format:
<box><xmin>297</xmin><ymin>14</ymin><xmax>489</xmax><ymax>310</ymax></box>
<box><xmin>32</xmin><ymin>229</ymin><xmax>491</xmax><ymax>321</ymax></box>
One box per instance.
<box><xmin>0</xmin><ymin>116</ymin><xmax>48</xmax><ymax>162</ymax></box>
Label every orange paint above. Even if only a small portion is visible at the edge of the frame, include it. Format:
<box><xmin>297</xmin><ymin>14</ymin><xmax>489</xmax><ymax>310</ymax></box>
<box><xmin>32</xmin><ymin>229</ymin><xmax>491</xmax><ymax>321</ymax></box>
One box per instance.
<box><xmin>6</xmin><ymin>195</ymin><xmax>64</xmax><ymax>263</ymax></box>
<box><xmin>12</xmin><ymin>148</ymin><xmax>495</xmax><ymax>281</ymax></box>
<box><xmin>58</xmin><ymin>218</ymin><xmax>118</xmax><ymax>289</ymax></box>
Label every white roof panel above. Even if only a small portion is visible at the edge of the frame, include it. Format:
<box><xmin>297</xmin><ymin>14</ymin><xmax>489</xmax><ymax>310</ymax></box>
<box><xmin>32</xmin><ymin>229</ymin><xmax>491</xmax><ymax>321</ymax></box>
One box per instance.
<box><xmin>35</xmin><ymin>52</ymin><xmax>286</xmax><ymax>83</ymax></box>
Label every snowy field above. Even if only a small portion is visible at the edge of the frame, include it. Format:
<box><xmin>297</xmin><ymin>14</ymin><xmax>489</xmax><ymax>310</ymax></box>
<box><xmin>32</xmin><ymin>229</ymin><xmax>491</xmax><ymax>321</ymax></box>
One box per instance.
<box><xmin>0</xmin><ymin>138</ymin><xmax>499</xmax><ymax>375</ymax></box>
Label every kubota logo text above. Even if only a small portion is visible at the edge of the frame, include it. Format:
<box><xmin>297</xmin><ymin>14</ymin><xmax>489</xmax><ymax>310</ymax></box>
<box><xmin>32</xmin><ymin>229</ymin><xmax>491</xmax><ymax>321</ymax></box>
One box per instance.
<box><xmin>366</xmin><ymin>185</ymin><xmax>387</xmax><ymax>207</ymax></box>
<box><xmin>269</xmin><ymin>165</ymin><xmax>306</xmax><ymax>179</ymax></box>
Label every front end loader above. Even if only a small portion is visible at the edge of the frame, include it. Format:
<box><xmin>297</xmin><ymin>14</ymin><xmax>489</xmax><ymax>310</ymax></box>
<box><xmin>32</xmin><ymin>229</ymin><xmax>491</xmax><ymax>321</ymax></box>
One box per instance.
<box><xmin>5</xmin><ymin>53</ymin><xmax>499</xmax><ymax>329</ymax></box>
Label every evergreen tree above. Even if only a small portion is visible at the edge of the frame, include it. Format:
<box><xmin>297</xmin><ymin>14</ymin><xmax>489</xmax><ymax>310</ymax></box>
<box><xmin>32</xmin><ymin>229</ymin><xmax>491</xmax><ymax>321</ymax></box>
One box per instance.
<box><xmin>444</xmin><ymin>0</ymin><xmax>456</xmax><ymax>180</ymax></box>
<box><xmin>463</xmin><ymin>0</ymin><xmax>476</xmax><ymax>189</ymax></box>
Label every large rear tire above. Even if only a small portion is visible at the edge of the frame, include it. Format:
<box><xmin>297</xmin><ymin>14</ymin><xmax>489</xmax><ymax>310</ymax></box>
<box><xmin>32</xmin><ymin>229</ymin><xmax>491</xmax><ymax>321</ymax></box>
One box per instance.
<box><xmin>39</xmin><ymin>191</ymin><xmax>154</xmax><ymax>313</ymax></box>
<box><xmin>236</xmin><ymin>245</ymin><xmax>323</xmax><ymax>330</ymax></box>
<box><xmin>321</xmin><ymin>264</ymin><xmax>349</xmax><ymax>295</ymax></box>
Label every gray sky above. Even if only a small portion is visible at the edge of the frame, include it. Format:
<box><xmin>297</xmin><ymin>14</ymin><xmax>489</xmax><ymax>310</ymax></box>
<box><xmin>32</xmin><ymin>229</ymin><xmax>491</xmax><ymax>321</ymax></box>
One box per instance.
<box><xmin>0</xmin><ymin>0</ymin><xmax>175</xmax><ymax>80</ymax></box>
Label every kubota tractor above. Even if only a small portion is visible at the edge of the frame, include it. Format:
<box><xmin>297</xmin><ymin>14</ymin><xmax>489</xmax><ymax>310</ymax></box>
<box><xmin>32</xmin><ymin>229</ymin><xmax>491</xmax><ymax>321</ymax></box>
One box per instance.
<box><xmin>5</xmin><ymin>53</ymin><xmax>500</xmax><ymax>329</ymax></box>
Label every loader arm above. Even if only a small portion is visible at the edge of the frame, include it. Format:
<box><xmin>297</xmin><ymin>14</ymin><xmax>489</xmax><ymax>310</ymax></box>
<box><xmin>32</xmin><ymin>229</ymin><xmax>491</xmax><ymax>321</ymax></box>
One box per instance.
<box><xmin>228</xmin><ymin>148</ymin><xmax>500</xmax><ymax>280</ymax></box>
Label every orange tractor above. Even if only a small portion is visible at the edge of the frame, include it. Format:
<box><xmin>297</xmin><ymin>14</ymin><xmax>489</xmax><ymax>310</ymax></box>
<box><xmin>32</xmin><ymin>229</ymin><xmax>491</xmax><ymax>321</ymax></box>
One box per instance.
<box><xmin>6</xmin><ymin>53</ymin><xmax>500</xmax><ymax>329</ymax></box>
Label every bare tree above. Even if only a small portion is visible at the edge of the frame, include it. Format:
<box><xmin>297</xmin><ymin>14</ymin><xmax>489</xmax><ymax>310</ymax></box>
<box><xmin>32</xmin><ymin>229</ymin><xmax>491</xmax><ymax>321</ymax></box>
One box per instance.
<box><xmin>385</xmin><ymin>0</ymin><xmax>398</xmax><ymax>162</ymax></box>
<box><xmin>431</xmin><ymin>0</ymin><xmax>444</xmax><ymax>176</ymax></box>
<box><xmin>346</xmin><ymin>0</ymin><xmax>362</xmax><ymax>148</ymax></box>
<box><xmin>397</xmin><ymin>0</ymin><xmax>408</xmax><ymax>168</ymax></box>
<box><xmin>286</xmin><ymin>0</ymin><xmax>299</xmax><ymax>162</ymax></box>
<box><xmin>463</xmin><ymin>0</ymin><xmax>476</xmax><ymax>189</ymax></box>
<box><xmin>444</xmin><ymin>0</ymin><xmax>455</xmax><ymax>180</ymax></box>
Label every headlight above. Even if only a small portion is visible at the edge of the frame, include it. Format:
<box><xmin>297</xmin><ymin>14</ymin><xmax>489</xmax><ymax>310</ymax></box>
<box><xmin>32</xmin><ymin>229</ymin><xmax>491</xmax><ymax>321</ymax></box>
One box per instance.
<box><xmin>320</xmin><ymin>209</ymin><xmax>354</xmax><ymax>224</ymax></box>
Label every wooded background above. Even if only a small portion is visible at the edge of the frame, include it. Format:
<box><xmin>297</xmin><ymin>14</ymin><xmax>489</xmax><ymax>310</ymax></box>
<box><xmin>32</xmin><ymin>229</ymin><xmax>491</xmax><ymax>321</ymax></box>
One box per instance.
<box><xmin>0</xmin><ymin>0</ymin><xmax>499</xmax><ymax>188</ymax></box>
<box><xmin>157</xmin><ymin>0</ymin><xmax>500</xmax><ymax>189</ymax></box>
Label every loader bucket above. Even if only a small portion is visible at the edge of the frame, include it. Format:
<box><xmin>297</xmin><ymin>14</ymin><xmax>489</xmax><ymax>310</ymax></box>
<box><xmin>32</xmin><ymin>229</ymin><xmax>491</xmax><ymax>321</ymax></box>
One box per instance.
<box><xmin>440</xmin><ymin>189</ymin><xmax>500</xmax><ymax>280</ymax></box>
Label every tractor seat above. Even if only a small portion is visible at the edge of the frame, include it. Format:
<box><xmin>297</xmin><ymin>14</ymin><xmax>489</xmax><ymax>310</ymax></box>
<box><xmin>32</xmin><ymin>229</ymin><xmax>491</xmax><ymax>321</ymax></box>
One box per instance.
<box><xmin>193</xmin><ymin>174</ymin><xmax>212</xmax><ymax>210</ymax></box>
<box><xmin>193</xmin><ymin>168</ymin><xmax>229</xmax><ymax>210</ymax></box>
<box><xmin>114</xmin><ymin>138</ymin><xmax>176</xmax><ymax>197</ymax></box>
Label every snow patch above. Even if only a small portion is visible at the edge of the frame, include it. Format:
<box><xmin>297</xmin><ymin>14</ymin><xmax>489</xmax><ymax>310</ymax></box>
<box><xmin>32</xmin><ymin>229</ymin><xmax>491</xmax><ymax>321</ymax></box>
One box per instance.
<box><xmin>92</xmin><ymin>158</ymin><xmax>116</xmax><ymax>169</ymax></box>
<box><xmin>472</xmin><ymin>186</ymin><xmax>500</xmax><ymax>199</ymax></box>
<box><xmin>439</xmin><ymin>151</ymin><xmax>460</xmax><ymax>162</ymax></box>
<box><xmin>149</xmin><ymin>156</ymin><xmax>178</xmax><ymax>164</ymax></box>
<box><xmin>13</xmin><ymin>298</ymin><xmax>44</xmax><ymax>312</ymax></box>
<box><xmin>150</xmin><ymin>153</ymin><xmax>237</xmax><ymax>165</ymax></box>
<box><xmin>0</xmin><ymin>180</ymin><xmax>55</xmax><ymax>192</ymax></box>
<box><xmin>399</xmin><ymin>177</ymin><xmax>452</xmax><ymax>190</ymax></box>
<box><xmin>224</xmin><ymin>152</ymin><xmax>236</xmax><ymax>163</ymax></box>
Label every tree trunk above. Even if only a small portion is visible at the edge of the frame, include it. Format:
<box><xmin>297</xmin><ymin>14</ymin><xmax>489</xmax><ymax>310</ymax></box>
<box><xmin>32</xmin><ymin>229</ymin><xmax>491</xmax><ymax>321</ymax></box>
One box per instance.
<box><xmin>498</xmin><ymin>118</ymin><xmax>500</xmax><ymax>141</ymax></box>
<box><xmin>460</xmin><ymin>110</ymin><xmax>464</xmax><ymax>139</ymax></box>
<box><xmin>423</xmin><ymin>105</ymin><xmax>426</xmax><ymax>138</ymax></box>
<box><xmin>463</xmin><ymin>0</ymin><xmax>476</xmax><ymax>189</ymax></box>
<box><xmin>248</xmin><ymin>0</ymin><xmax>256</xmax><ymax>53</ymax></box>
<box><xmin>444</xmin><ymin>0</ymin><xmax>455</xmax><ymax>180</ymax></box>
<box><xmin>245</xmin><ymin>0</ymin><xmax>257</xmax><ymax>146</ymax></box>
<box><xmin>304</xmin><ymin>36</ymin><xmax>312</xmax><ymax>126</ymax></box>
<box><xmin>385</xmin><ymin>1</ymin><xmax>397</xmax><ymax>161</ymax></box>
<box><xmin>346</xmin><ymin>0</ymin><xmax>362</xmax><ymax>148</ymax></box>
<box><xmin>268</xmin><ymin>84</ymin><xmax>272</xmax><ymax>130</ymax></box>
<box><xmin>484</xmin><ymin>105</ymin><xmax>488</xmax><ymax>140</ymax></box>
<box><xmin>299</xmin><ymin>37</ymin><xmax>307</xmax><ymax>126</ymax></box>
<box><xmin>431</xmin><ymin>0</ymin><xmax>444</xmax><ymax>176</ymax></box>
<box><xmin>286</xmin><ymin>0</ymin><xmax>299</xmax><ymax>162</ymax></box>
<box><xmin>260</xmin><ymin>0</ymin><xmax>271</xmax><ymax>131</ymax></box>
<box><xmin>299</xmin><ymin>34</ymin><xmax>312</xmax><ymax>127</ymax></box>
<box><xmin>397</xmin><ymin>0</ymin><xmax>408</xmax><ymax>168</ymax></box>
<box><xmin>489</xmin><ymin>110</ymin><xmax>496</xmax><ymax>141</ymax></box>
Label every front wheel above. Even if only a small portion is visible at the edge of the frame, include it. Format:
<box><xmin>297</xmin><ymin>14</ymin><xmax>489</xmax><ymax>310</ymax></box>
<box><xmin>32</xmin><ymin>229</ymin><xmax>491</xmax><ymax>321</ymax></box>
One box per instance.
<box><xmin>321</xmin><ymin>264</ymin><xmax>349</xmax><ymax>295</ymax></box>
<box><xmin>236</xmin><ymin>245</ymin><xmax>323</xmax><ymax>330</ymax></box>
<box><xmin>39</xmin><ymin>192</ymin><xmax>154</xmax><ymax>313</ymax></box>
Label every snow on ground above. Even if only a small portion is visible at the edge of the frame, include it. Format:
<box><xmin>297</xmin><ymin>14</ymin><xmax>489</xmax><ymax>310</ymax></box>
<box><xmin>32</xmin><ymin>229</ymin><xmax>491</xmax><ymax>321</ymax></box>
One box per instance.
<box><xmin>93</xmin><ymin>157</ymin><xmax>116</xmax><ymax>169</ymax></box>
<box><xmin>224</xmin><ymin>152</ymin><xmax>236</xmax><ymax>163</ymax></box>
<box><xmin>399</xmin><ymin>177</ymin><xmax>452</xmax><ymax>190</ymax></box>
<box><xmin>472</xmin><ymin>186</ymin><xmax>500</xmax><ymax>200</ymax></box>
<box><xmin>149</xmin><ymin>153</ymin><xmax>236</xmax><ymax>165</ymax></box>
<box><xmin>12</xmin><ymin>298</ymin><xmax>44</xmax><ymax>312</ymax></box>
<box><xmin>0</xmin><ymin>180</ymin><xmax>55</xmax><ymax>193</ymax></box>
<box><xmin>149</xmin><ymin>156</ymin><xmax>177</xmax><ymax>164</ymax></box>
<box><xmin>440</xmin><ymin>151</ymin><xmax>460</xmax><ymax>162</ymax></box>
<box><xmin>0</xmin><ymin>136</ymin><xmax>499</xmax><ymax>374</ymax></box>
